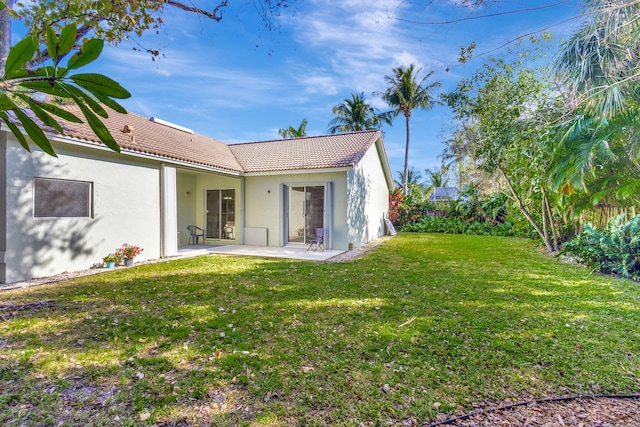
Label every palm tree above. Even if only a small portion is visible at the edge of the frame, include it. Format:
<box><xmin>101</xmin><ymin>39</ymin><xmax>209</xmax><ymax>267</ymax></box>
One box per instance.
<box><xmin>394</xmin><ymin>166</ymin><xmax>427</xmax><ymax>200</ymax></box>
<box><xmin>440</xmin><ymin>123</ymin><xmax>481</xmax><ymax>189</ymax></box>
<box><xmin>327</xmin><ymin>92</ymin><xmax>393</xmax><ymax>134</ymax></box>
<box><xmin>377</xmin><ymin>64</ymin><xmax>442</xmax><ymax>193</ymax></box>
<box><xmin>278</xmin><ymin>118</ymin><xmax>308</xmax><ymax>139</ymax></box>
<box><xmin>555</xmin><ymin>0</ymin><xmax>640</xmax><ymax>118</ymax></box>
<box><xmin>424</xmin><ymin>167</ymin><xmax>448</xmax><ymax>190</ymax></box>
<box><xmin>552</xmin><ymin>0</ymin><xmax>640</xmax><ymax>218</ymax></box>
<box><xmin>394</xmin><ymin>166</ymin><xmax>424</xmax><ymax>189</ymax></box>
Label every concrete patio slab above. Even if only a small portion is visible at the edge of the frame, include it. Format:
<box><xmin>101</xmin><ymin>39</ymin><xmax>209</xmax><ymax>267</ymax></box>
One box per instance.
<box><xmin>206</xmin><ymin>244</ymin><xmax>344</xmax><ymax>261</ymax></box>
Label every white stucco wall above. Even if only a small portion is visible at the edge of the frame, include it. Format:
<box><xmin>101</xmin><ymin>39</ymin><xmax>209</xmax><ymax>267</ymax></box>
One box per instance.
<box><xmin>347</xmin><ymin>141</ymin><xmax>391</xmax><ymax>248</ymax></box>
<box><xmin>243</xmin><ymin>171</ymin><xmax>349</xmax><ymax>249</ymax></box>
<box><xmin>3</xmin><ymin>137</ymin><xmax>161</xmax><ymax>283</ymax></box>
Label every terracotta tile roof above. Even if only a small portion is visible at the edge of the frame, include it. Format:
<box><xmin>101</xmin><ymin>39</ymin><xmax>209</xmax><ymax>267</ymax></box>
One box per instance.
<box><xmin>229</xmin><ymin>130</ymin><xmax>382</xmax><ymax>173</ymax></box>
<box><xmin>54</xmin><ymin>108</ymin><xmax>383</xmax><ymax>174</ymax></box>
<box><xmin>56</xmin><ymin>107</ymin><xmax>243</xmax><ymax>173</ymax></box>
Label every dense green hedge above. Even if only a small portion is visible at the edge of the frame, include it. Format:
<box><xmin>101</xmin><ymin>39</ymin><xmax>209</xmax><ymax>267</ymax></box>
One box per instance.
<box><xmin>561</xmin><ymin>215</ymin><xmax>640</xmax><ymax>280</ymax></box>
<box><xmin>400</xmin><ymin>216</ymin><xmax>515</xmax><ymax>236</ymax></box>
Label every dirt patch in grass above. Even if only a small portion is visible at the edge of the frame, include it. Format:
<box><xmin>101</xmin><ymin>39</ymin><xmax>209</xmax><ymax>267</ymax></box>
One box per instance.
<box><xmin>0</xmin><ymin>299</ymin><xmax>57</xmax><ymax>321</ymax></box>
<box><xmin>430</xmin><ymin>396</ymin><xmax>640</xmax><ymax>426</ymax></box>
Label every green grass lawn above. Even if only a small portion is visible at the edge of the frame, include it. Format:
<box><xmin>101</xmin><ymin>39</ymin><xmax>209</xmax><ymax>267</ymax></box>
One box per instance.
<box><xmin>1</xmin><ymin>233</ymin><xmax>639</xmax><ymax>426</ymax></box>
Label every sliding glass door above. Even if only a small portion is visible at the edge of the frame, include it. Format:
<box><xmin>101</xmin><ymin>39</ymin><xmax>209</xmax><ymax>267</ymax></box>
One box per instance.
<box><xmin>206</xmin><ymin>189</ymin><xmax>235</xmax><ymax>240</ymax></box>
<box><xmin>287</xmin><ymin>185</ymin><xmax>324</xmax><ymax>244</ymax></box>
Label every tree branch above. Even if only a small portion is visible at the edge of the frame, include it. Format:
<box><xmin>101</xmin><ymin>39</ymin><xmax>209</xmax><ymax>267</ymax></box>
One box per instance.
<box><xmin>165</xmin><ymin>0</ymin><xmax>228</xmax><ymax>22</ymax></box>
<box><xmin>498</xmin><ymin>167</ymin><xmax>555</xmax><ymax>251</ymax></box>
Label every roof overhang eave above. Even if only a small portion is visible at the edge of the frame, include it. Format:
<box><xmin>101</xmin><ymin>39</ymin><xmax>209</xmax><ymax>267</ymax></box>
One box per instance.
<box><xmin>49</xmin><ymin>133</ymin><xmax>243</xmax><ymax>176</ymax></box>
<box><xmin>243</xmin><ymin>166</ymin><xmax>353</xmax><ymax>176</ymax></box>
<box><xmin>374</xmin><ymin>135</ymin><xmax>394</xmax><ymax>190</ymax></box>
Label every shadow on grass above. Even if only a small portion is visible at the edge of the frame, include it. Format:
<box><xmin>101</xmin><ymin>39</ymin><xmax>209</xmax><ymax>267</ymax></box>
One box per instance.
<box><xmin>1</xmin><ymin>234</ymin><xmax>640</xmax><ymax>426</ymax></box>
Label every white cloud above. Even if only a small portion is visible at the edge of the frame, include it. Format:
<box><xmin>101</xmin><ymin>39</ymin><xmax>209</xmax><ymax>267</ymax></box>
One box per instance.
<box><xmin>300</xmin><ymin>74</ymin><xmax>340</xmax><ymax>95</ymax></box>
<box><xmin>391</xmin><ymin>51</ymin><xmax>422</xmax><ymax>69</ymax></box>
<box><xmin>281</xmin><ymin>0</ymin><xmax>456</xmax><ymax>100</ymax></box>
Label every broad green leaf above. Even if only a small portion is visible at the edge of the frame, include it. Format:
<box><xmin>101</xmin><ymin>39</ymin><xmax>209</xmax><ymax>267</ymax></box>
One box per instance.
<box><xmin>67</xmin><ymin>39</ymin><xmax>104</xmax><ymax>70</ymax></box>
<box><xmin>0</xmin><ymin>2</ymin><xmax>6</xmax><ymax>10</ymax></box>
<box><xmin>75</xmin><ymin>100</ymin><xmax>120</xmax><ymax>152</ymax></box>
<box><xmin>20</xmin><ymin>79</ymin><xmax>71</xmax><ymax>98</ymax></box>
<box><xmin>87</xmin><ymin>91</ymin><xmax>128</xmax><ymax>114</ymax></box>
<box><xmin>70</xmin><ymin>73</ymin><xmax>131</xmax><ymax>99</ymax></box>
<box><xmin>4</xmin><ymin>119</ymin><xmax>31</xmax><ymax>152</ymax></box>
<box><xmin>36</xmin><ymin>102</ymin><xmax>83</xmax><ymax>123</ymax></box>
<box><xmin>17</xmin><ymin>94</ymin><xmax>64</xmax><ymax>133</ymax></box>
<box><xmin>0</xmin><ymin>93</ymin><xmax>18</xmax><ymax>110</ymax></box>
<box><xmin>14</xmin><ymin>108</ymin><xmax>57</xmax><ymax>157</ymax></box>
<box><xmin>45</xmin><ymin>26</ymin><xmax>58</xmax><ymax>64</ymax></box>
<box><xmin>590</xmin><ymin>189</ymin><xmax>611</xmax><ymax>205</ymax></box>
<box><xmin>4</xmin><ymin>36</ymin><xmax>36</xmax><ymax>77</ymax></box>
<box><xmin>57</xmin><ymin>25</ymin><xmax>77</xmax><ymax>59</ymax></box>
<box><xmin>5</xmin><ymin>69</ymin><xmax>35</xmax><ymax>79</ymax></box>
<box><xmin>66</xmin><ymin>84</ymin><xmax>108</xmax><ymax>118</ymax></box>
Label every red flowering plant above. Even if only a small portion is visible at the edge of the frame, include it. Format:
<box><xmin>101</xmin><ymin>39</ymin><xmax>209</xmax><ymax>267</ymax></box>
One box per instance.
<box><xmin>388</xmin><ymin>186</ymin><xmax>406</xmax><ymax>225</ymax></box>
<box><xmin>388</xmin><ymin>186</ymin><xmax>431</xmax><ymax>227</ymax></box>
<box><xmin>115</xmin><ymin>243</ymin><xmax>143</xmax><ymax>260</ymax></box>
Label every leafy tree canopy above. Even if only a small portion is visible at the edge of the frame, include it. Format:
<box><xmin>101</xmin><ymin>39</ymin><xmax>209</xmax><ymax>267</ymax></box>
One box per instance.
<box><xmin>443</xmin><ymin>37</ymin><xmax>564</xmax><ymax>251</ymax></box>
<box><xmin>5</xmin><ymin>0</ymin><xmax>294</xmax><ymax>63</ymax></box>
<box><xmin>0</xmin><ymin>17</ymin><xmax>130</xmax><ymax>156</ymax></box>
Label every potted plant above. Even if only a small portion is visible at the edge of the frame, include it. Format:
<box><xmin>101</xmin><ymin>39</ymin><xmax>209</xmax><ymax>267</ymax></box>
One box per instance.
<box><xmin>115</xmin><ymin>243</ymin><xmax>143</xmax><ymax>267</ymax></box>
<box><xmin>102</xmin><ymin>253</ymin><xmax>118</xmax><ymax>269</ymax></box>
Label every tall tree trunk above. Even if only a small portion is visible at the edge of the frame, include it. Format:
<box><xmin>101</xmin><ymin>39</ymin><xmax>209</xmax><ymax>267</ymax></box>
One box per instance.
<box><xmin>498</xmin><ymin>168</ymin><xmax>556</xmax><ymax>252</ymax></box>
<box><xmin>0</xmin><ymin>0</ymin><xmax>13</xmax><ymax>74</ymax></box>
<box><xmin>542</xmin><ymin>192</ymin><xmax>559</xmax><ymax>251</ymax></box>
<box><xmin>403</xmin><ymin>113</ymin><xmax>410</xmax><ymax>194</ymax></box>
<box><xmin>542</xmin><ymin>197</ymin><xmax>549</xmax><ymax>246</ymax></box>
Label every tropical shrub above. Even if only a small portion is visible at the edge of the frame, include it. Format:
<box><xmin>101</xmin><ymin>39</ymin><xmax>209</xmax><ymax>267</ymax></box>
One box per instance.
<box><xmin>449</xmin><ymin>184</ymin><xmax>507</xmax><ymax>224</ymax></box>
<box><xmin>561</xmin><ymin>215</ymin><xmax>640</xmax><ymax>280</ymax></box>
<box><xmin>504</xmin><ymin>205</ymin><xmax>541</xmax><ymax>240</ymax></box>
<box><xmin>389</xmin><ymin>186</ymin><xmax>444</xmax><ymax>227</ymax></box>
<box><xmin>401</xmin><ymin>216</ymin><xmax>515</xmax><ymax>236</ymax></box>
<box><xmin>388</xmin><ymin>187</ymin><xmax>406</xmax><ymax>225</ymax></box>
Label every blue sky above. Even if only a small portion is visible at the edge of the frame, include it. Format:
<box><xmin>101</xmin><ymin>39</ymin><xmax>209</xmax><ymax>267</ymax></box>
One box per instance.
<box><xmin>51</xmin><ymin>0</ymin><xmax>584</xmax><ymax>180</ymax></box>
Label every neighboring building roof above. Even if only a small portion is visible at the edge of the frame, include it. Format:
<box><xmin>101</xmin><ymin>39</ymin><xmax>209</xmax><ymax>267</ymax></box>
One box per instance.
<box><xmin>428</xmin><ymin>187</ymin><xmax>460</xmax><ymax>202</ymax></box>
<box><xmin>46</xmin><ymin>108</ymin><xmax>387</xmax><ymax>176</ymax></box>
<box><xmin>229</xmin><ymin>130</ymin><xmax>382</xmax><ymax>173</ymax></box>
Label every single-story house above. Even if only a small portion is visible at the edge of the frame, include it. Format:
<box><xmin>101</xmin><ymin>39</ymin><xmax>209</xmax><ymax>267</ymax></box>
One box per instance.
<box><xmin>0</xmin><ymin>108</ymin><xmax>394</xmax><ymax>283</ymax></box>
<box><xmin>428</xmin><ymin>187</ymin><xmax>460</xmax><ymax>203</ymax></box>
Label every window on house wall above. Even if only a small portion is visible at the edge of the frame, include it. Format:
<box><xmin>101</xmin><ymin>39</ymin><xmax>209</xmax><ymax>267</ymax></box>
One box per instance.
<box><xmin>33</xmin><ymin>178</ymin><xmax>93</xmax><ymax>218</ymax></box>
